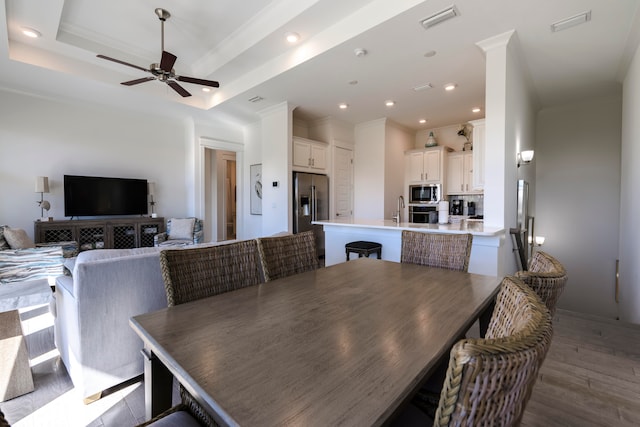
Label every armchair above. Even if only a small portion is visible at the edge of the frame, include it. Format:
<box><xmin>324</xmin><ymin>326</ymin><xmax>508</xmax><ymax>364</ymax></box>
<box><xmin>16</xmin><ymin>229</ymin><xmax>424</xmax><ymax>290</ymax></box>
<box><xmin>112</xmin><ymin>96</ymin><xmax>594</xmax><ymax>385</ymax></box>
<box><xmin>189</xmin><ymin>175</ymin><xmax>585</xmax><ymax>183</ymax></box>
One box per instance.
<box><xmin>154</xmin><ymin>218</ymin><xmax>204</xmax><ymax>247</ymax></box>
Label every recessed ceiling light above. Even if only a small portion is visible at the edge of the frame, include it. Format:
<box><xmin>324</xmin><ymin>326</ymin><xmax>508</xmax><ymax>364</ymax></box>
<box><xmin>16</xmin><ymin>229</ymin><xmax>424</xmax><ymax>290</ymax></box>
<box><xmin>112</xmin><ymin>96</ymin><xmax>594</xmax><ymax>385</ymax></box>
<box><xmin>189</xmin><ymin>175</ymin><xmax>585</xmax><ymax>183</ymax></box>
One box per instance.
<box><xmin>444</xmin><ymin>83</ymin><xmax>457</xmax><ymax>91</ymax></box>
<box><xmin>339</xmin><ymin>103</ymin><xmax>348</xmax><ymax>109</ymax></box>
<box><xmin>419</xmin><ymin>119</ymin><xmax>427</xmax><ymax>124</ymax></box>
<box><xmin>551</xmin><ymin>10</ymin><xmax>591</xmax><ymax>32</ymax></box>
<box><xmin>21</xmin><ymin>27</ymin><xmax>41</xmax><ymax>38</ymax></box>
<box><xmin>285</xmin><ymin>32</ymin><xmax>300</xmax><ymax>43</ymax></box>
<box><xmin>385</xmin><ymin>100</ymin><xmax>395</xmax><ymax>107</ymax></box>
<box><xmin>202</xmin><ymin>87</ymin><xmax>211</xmax><ymax>93</ymax></box>
<box><xmin>420</xmin><ymin>6</ymin><xmax>459</xmax><ymax>29</ymax></box>
<box><xmin>424</xmin><ymin>50</ymin><xmax>437</xmax><ymax>58</ymax></box>
<box><xmin>472</xmin><ymin>107</ymin><xmax>481</xmax><ymax>113</ymax></box>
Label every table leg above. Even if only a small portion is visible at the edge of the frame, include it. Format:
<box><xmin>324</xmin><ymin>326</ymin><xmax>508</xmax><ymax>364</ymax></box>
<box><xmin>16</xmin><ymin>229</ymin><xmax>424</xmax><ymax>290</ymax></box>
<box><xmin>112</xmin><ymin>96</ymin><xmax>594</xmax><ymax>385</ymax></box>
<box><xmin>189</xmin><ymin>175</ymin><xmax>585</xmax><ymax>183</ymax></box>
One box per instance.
<box><xmin>141</xmin><ymin>347</ymin><xmax>173</xmax><ymax>420</ymax></box>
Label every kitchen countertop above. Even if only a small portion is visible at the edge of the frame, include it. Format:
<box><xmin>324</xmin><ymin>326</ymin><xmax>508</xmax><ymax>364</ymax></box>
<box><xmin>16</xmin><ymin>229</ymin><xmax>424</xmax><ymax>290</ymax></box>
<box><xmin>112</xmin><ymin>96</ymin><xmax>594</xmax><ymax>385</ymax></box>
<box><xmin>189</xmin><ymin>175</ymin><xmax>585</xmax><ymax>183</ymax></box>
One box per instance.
<box><xmin>314</xmin><ymin>218</ymin><xmax>504</xmax><ymax>237</ymax></box>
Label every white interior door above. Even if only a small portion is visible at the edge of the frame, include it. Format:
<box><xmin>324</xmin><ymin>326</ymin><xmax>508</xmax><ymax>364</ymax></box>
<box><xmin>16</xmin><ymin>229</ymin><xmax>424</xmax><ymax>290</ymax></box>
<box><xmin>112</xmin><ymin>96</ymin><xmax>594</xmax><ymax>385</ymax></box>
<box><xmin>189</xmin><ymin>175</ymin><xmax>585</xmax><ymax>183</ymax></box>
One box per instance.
<box><xmin>334</xmin><ymin>146</ymin><xmax>353</xmax><ymax>219</ymax></box>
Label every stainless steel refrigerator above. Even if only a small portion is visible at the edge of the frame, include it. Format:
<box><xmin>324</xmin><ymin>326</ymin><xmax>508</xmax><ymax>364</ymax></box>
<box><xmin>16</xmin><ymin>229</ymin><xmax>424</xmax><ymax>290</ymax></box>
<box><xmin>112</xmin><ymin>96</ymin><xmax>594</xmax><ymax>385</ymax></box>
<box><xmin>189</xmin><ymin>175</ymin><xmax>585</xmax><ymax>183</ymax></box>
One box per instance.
<box><xmin>293</xmin><ymin>172</ymin><xmax>329</xmax><ymax>258</ymax></box>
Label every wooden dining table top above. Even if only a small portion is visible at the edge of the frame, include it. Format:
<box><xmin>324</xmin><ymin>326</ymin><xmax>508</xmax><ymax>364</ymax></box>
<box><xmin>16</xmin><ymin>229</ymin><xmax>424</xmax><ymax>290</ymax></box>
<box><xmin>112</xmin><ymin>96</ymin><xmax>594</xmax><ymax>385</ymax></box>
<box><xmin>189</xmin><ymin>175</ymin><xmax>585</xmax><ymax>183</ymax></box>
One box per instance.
<box><xmin>130</xmin><ymin>258</ymin><xmax>501</xmax><ymax>427</ymax></box>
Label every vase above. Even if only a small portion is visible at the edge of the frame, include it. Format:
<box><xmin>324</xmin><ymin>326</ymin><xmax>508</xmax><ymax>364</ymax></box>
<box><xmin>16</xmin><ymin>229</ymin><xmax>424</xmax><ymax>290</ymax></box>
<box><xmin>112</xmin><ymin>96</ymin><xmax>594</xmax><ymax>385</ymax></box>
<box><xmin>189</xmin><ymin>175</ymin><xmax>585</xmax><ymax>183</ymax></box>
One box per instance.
<box><xmin>425</xmin><ymin>132</ymin><xmax>437</xmax><ymax>147</ymax></box>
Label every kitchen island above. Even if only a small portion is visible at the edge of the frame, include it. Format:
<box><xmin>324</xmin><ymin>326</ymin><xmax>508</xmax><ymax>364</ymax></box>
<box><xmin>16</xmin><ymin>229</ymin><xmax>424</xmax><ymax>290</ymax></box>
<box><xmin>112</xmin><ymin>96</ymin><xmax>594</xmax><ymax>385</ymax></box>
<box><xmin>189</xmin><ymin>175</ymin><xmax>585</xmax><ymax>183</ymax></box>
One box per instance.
<box><xmin>315</xmin><ymin>219</ymin><xmax>505</xmax><ymax>276</ymax></box>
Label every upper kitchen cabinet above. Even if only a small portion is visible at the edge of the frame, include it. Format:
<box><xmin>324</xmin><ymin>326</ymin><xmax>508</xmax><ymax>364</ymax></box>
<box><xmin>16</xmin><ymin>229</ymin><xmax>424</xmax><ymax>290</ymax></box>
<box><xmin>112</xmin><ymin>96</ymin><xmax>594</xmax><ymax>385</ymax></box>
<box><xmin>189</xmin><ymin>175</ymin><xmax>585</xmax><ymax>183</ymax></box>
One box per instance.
<box><xmin>469</xmin><ymin>119</ymin><xmax>485</xmax><ymax>190</ymax></box>
<box><xmin>406</xmin><ymin>146</ymin><xmax>448</xmax><ymax>184</ymax></box>
<box><xmin>447</xmin><ymin>151</ymin><xmax>481</xmax><ymax>195</ymax></box>
<box><xmin>293</xmin><ymin>136</ymin><xmax>328</xmax><ymax>173</ymax></box>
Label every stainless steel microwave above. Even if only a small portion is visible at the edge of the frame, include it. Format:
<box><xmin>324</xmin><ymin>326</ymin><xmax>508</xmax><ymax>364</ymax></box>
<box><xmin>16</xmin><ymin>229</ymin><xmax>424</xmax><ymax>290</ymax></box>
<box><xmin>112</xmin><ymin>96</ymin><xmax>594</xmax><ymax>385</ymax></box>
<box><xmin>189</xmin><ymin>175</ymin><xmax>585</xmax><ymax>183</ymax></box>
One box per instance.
<box><xmin>409</xmin><ymin>184</ymin><xmax>441</xmax><ymax>204</ymax></box>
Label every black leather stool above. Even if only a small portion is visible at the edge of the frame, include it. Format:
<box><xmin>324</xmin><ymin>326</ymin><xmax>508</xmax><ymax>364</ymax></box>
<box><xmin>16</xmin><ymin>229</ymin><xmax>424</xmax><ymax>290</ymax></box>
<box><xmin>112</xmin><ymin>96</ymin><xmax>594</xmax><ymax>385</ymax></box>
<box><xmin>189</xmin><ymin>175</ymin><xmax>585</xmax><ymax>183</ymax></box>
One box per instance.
<box><xmin>345</xmin><ymin>241</ymin><xmax>382</xmax><ymax>261</ymax></box>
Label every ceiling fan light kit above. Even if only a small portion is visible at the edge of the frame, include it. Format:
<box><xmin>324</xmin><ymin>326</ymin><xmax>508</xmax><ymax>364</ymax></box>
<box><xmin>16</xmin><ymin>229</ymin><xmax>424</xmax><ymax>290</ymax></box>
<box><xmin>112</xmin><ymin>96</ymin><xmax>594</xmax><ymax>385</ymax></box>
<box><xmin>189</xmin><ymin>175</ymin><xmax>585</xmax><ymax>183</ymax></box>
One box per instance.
<box><xmin>97</xmin><ymin>8</ymin><xmax>219</xmax><ymax>97</ymax></box>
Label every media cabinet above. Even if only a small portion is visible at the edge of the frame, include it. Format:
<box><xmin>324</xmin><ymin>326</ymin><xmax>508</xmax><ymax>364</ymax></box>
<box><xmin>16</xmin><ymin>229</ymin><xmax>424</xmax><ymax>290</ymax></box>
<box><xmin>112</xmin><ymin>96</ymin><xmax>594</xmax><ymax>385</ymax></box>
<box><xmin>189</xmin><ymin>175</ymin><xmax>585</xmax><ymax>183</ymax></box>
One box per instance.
<box><xmin>34</xmin><ymin>217</ymin><xmax>165</xmax><ymax>251</ymax></box>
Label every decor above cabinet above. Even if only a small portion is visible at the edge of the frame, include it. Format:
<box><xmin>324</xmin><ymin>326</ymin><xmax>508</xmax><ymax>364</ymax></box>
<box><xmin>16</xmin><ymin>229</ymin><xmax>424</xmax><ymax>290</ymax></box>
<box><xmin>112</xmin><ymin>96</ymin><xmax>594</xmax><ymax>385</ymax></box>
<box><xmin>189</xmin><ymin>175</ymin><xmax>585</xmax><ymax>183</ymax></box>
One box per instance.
<box><xmin>292</xmin><ymin>136</ymin><xmax>328</xmax><ymax>173</ymax></box>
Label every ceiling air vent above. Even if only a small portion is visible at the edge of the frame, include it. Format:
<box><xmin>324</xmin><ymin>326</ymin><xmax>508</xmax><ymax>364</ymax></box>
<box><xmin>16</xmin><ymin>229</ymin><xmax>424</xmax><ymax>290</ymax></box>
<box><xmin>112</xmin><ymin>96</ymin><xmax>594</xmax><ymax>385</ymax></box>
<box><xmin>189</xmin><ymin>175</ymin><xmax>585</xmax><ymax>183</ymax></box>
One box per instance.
<box><xmin>420</xmin><ymin>6</ymin><xmax>459</xmax><ymax>29</ymax></box>
<box><xmin>550</xmin><ymin>11</ymin><xmax>591</xmax><ymax>33</ymax></box>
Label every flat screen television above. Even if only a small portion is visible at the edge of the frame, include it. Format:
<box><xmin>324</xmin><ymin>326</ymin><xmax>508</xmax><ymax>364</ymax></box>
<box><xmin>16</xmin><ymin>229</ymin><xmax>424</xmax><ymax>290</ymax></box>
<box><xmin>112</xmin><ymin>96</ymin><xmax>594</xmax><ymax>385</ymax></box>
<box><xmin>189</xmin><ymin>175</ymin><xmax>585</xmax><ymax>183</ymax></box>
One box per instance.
<box><xmin>64</xmin><ymin>175</ymin><xmax>148</xmax><ymax>217</ymax></box>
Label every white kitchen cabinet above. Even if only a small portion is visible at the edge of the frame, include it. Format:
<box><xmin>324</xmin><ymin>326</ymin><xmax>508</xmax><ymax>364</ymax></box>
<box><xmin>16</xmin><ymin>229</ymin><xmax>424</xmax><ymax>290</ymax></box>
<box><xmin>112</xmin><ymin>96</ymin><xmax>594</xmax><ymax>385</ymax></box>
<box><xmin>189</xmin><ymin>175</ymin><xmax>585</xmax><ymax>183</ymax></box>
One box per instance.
<box><xmin>293</xmin><ymin>136</ymin><xmax>327</xmax><ymax>172</ymax></box>
<box><xmin>447</xmin><ymin>152</ymin><xmax>480</xmax><ymax>195</ymax></box>
<box><xmin>469</xmin><ymin>119</ymin><xmax>485</xmax><ymax>190</ymax></box>
<box><xmin>406</xmin><ymin>147</ymin><xmax>445</xmax><ymax>184</ymax></box>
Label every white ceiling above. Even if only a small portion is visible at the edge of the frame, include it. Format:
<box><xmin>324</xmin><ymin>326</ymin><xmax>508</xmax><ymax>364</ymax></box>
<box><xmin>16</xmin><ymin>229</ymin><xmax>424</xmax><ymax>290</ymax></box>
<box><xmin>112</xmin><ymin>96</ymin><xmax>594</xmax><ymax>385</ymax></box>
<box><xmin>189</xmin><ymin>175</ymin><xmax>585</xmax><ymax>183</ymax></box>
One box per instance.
<box><xmin>2</xmin><ymin>0</ymin><xmax>639</xmax><ymax>131</ymax></box>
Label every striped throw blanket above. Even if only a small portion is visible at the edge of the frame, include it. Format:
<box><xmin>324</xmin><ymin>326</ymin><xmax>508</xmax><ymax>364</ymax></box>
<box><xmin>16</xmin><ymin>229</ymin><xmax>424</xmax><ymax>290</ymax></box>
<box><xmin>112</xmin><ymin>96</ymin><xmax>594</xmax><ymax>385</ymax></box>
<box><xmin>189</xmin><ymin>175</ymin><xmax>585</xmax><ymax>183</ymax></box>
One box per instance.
<box><xmin>0</xmin><ymin>246</ymin><xmax>64</xmax><ymax>284</ymax></box>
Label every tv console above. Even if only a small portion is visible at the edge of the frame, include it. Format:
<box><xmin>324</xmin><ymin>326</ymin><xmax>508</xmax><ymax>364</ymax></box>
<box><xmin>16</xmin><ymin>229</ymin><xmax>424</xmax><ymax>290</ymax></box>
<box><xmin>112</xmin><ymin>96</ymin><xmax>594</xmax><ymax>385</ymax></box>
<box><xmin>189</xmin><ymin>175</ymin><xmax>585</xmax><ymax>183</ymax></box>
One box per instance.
<box><xmin>34</xmin><ymin>217</ymin><xmax>165</xmax><ymax>251</ymax></box>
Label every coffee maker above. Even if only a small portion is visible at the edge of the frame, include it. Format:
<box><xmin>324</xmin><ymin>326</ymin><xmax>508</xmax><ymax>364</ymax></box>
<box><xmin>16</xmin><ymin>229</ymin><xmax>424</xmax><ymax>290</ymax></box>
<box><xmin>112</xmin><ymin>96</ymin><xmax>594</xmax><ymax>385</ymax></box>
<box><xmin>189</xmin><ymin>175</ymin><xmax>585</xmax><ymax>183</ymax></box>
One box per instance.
<box><xmin>468</xmin><ymin>201</ymin><xmax>476</xmax><ymax>216</ymax></box>
<box><xmin>451</xmin><ymin>199</ymin><xmax>462</xmax><ymax>215</ymax></box>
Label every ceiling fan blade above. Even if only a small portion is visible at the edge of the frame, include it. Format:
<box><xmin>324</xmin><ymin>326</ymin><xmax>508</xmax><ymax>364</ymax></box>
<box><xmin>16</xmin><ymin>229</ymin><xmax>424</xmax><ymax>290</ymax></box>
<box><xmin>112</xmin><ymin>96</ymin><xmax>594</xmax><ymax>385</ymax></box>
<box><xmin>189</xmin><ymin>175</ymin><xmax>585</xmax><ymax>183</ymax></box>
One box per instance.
<box><xmin>176</xmin><ymin>76</ymin><xmax>220</xmax><ymax>88</ymax></box>
<box><xmin>121</xmin><ymin>77</ymin><xmax>156</xmax><ymax>86</ymax></box>
<box><xmin>97</xmin><ymin>55</ymin><xmax>149</xmax><ymax>73</ymax></box>
<box><xmin>167</xmin><ymin>81</ymin><xmax>191</xmax><ymax>97</ymax></box>
<box><xmin>160</xmin><ymin>51</ymin><xmax>177</xmax><ymax>72</ymax></box>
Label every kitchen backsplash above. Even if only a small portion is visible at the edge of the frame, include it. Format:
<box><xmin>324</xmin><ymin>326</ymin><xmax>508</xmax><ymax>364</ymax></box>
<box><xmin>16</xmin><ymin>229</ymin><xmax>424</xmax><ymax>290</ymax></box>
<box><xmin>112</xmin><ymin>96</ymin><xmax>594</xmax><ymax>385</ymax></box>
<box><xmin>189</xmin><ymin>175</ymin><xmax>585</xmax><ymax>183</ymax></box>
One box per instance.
<box><xmin>448</xmin><ymin>194</ymin><xmax>484</xmax><ymax>216</ymax></box>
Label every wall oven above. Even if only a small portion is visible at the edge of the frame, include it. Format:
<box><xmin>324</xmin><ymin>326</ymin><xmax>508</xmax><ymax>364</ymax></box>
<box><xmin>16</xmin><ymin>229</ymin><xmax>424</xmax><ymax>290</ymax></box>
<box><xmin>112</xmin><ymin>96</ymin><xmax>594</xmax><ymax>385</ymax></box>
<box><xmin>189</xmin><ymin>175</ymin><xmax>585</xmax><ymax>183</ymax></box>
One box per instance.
<box><xmin>409</xmin><ymin>184</ymin><xmax>441</xmax><ymax>204</ymax></box>
<box><xmin>409</xmin><ymin>205</ymin><xmax>437</xmax><ymax>223</ymax></box>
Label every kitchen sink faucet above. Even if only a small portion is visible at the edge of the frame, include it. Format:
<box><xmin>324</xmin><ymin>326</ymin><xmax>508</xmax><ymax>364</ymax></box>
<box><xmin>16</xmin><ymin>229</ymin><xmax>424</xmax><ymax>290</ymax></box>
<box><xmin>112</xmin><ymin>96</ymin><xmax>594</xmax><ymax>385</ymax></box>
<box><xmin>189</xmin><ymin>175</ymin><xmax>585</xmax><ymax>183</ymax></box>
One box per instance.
<box><xmin>393</xmin><ymin>195</ymin><xmax>405</xmax><ymax>223</ymax></box>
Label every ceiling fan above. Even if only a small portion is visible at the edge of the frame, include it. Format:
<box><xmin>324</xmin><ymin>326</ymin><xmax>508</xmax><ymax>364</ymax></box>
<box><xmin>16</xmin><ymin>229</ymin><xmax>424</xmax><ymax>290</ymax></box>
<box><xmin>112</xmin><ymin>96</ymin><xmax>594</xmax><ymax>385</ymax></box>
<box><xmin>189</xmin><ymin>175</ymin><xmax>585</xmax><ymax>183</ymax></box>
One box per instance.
<box><xmin>97</xmin><ymin>8</ymin><xmax>219</xmax><ymax>97</ymax></box>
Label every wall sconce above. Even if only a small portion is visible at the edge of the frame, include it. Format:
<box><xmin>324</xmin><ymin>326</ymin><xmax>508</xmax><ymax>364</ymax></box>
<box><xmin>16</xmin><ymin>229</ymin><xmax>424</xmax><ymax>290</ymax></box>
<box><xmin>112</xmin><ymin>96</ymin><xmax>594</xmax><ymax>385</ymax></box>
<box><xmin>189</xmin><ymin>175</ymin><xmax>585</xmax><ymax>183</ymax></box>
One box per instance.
<box><xmin>517</xmin><ymin>150</ymin><xmax>534</xmax><ymax>167</ymax></box>
<box><xmin>148</xmin><ymin>182</ymin><xmax>157</xmax><ymax>218</ymax></box>
<box><xmin>35</xmin><ymin>176</ymin><xmax>51</xmax><ymax>220</ymax></box>
<box><xmin>534</xmin><ymin>236</ymin><xmax>545</xmax><ymax>246</ymax></box>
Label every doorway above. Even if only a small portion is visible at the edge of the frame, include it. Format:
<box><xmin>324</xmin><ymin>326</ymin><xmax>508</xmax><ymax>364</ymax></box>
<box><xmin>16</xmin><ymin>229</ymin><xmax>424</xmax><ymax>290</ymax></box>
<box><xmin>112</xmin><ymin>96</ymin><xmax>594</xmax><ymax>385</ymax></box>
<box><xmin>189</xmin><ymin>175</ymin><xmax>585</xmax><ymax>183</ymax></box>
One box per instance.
<box><xmin>334</xmin><ymin>144</ymin><xmax>354</xmax><ymax>220</ymax></box>
<box><xmin>224</xmin><ymin>158</ymin><xmax>237</xmax><ymax>240</ymax></box>
<box><xmin>204</xmin><ymin>149</ymin><xmax>237</xmax><ymax>242</ymax></box>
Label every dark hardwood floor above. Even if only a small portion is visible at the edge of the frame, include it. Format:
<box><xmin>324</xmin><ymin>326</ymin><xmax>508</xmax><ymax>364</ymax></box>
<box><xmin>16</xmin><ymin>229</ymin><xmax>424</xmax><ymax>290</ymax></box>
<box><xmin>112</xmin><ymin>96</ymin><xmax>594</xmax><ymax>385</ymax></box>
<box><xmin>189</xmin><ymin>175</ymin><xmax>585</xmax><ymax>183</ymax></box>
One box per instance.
<box><xmin>2</xmin><ymin>305</ymin><xmax>639</xmax><ymax>426</ymax></box>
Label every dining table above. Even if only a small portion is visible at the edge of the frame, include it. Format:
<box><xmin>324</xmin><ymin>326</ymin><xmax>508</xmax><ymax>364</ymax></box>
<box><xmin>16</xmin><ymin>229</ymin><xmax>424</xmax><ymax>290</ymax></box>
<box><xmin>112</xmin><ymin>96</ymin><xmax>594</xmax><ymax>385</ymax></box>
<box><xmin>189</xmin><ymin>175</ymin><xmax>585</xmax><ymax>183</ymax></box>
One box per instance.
<box><xmin>130</xmin><ymin>257</ymin><xmax>501</xmax><ymax>426</ymax></box>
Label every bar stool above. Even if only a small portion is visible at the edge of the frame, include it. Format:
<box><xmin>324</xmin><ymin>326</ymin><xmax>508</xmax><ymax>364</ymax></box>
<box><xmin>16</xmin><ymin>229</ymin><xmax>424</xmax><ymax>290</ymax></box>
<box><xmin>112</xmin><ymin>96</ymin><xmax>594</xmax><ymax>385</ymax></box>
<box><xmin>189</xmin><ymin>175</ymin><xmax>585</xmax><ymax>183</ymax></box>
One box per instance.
<box><xmin>345</xmin><ymin>241</ymin><xmax>382</xmax><ymax>261</ymax></box>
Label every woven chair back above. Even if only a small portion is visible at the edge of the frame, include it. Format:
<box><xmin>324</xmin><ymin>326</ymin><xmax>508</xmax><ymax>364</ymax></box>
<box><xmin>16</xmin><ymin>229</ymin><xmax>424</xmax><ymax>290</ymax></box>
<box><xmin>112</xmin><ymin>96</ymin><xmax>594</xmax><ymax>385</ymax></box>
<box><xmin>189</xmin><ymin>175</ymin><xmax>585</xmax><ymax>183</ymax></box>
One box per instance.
<box><xmin>256</xmin><ymin>231</ymin><xmax>319</xmax><ymax>282</ymax></box>
<box><xmin>515</xmin><ymin>250</ymin><xmax>568</xmax><ymax>317</ymax></box>
<box><xmin>400</xmin><ymin>231</ymin><xmax>473</xmax><ymax>272</ymax></box>
<box><xmin>157</xmin><ymin>240</ymin><xmax>265</xmax><ymax>426</ymax></box>
<box><xmin>433</xmin><ymin>276</ymin><xmax>553</xmax><ymax>427</ymax></box>
<box><xmin>159</xmin><ymin>240</ymin><xmax>264</xmax><ymax>307</ymax></box>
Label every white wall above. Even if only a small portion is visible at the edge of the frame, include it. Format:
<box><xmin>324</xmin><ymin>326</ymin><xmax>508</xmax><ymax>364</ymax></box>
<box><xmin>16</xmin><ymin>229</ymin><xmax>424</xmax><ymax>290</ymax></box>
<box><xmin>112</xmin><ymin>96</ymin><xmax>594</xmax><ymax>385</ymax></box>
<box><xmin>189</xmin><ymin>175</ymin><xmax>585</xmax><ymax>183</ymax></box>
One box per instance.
<box><xmin>354</xmin><ymin>119</ymin><xmax>386</xmax><ymax>219</ymax></box>
<box><xmin>0</xmin><ymin>89</ymin><xmax>196</xmax><ymax>238</ymax></box>
<box><xmin>536</xmin><ymin>95</ymin><xmax>622</xmax><ymax>319</ymax></box>
<box><xmin>242</xmin><ymin>122</ymin><xmax>263</xmax><ymax>239</ymax></box>
<box><xmin>619</xmin><ymin>42</ymin><xmax>640</xmax><ymax>323</ymax></box>
<box><xmin>385</xmin><ymin>122</ymin><xmax>414</xmax><ymax>219</ymax></box>
<box><xmin>259</xmin><ymin>102</ymin><xmax>293</xmax><ymax>235</ymax></box>
<box><xmin>479</xmin><ymin>31</ymin><xmax>538</xmax><ymax>276</ymax></box>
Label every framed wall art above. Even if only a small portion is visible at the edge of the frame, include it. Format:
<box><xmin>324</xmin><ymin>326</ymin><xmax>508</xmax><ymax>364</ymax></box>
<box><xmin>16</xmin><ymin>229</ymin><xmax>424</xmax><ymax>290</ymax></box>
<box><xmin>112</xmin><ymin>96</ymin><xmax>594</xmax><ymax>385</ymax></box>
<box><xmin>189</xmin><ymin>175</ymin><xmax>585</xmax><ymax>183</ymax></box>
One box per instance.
<box><xmin>250</xmin><ymin>164</ymin><xmax>262</xmax><ymax>215</ymax></box>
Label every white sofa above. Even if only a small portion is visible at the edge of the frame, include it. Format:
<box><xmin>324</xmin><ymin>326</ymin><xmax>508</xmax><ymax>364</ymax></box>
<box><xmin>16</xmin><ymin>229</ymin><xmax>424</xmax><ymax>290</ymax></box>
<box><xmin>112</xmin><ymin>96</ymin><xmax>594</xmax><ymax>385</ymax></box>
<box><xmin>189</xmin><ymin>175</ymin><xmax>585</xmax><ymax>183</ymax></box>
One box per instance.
<box><xmin>53</xmin><ymin>247</ymin><xmax>167</xmax><ymax>400</ymax></box>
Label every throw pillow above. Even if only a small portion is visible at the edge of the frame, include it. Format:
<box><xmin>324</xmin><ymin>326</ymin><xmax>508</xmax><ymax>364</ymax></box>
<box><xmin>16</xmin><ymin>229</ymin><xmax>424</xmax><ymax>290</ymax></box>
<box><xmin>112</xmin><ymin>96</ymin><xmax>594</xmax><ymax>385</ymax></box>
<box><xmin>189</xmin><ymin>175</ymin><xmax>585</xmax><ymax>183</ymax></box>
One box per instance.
<box><xmin>4</xmin><ymin>227</ymin><xmax>36</xmax><ymax>249</ymax></box>
<box><xmin>0</xmin><ymin>225</ymin><xmax>8</xmax><ymax>250</ymax></box>
<box><xmin>169</xmin><ymin>218</ymin><xmax>195</xmax><ymax>240</ymax></box>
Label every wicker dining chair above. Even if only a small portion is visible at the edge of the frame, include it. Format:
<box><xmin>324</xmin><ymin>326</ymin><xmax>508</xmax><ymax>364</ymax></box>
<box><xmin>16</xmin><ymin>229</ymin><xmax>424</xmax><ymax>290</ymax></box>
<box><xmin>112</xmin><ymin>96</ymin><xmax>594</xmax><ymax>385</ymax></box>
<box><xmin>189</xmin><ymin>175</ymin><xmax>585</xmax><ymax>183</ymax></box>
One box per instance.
<box><xmin>256</xmin><ymin>231</ymin><xmax>319</xmax><ymax>282</ymax></box>
<box><xmin>138</xmin><ymin>240</ymin><xmax>264</xmax><ymax>427</ymax></box>
<box><xmin>160</xmin><ymin>239</ymin><xmax>264</xmax><ymax>306</ymax></box>
<box><xmin>403</xmin><ymin>276</ymin><xmax>553</xmax><ymax>426</ymax></box>
<box><xmin>400</xmin><ymin>230</ymin><xmax>473</xmax><ymax>272</ymax></box>
<box><xmin>516</xmin><ymin>250</ymin><xmax>568</xmax><ymax>317</ymax></box>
